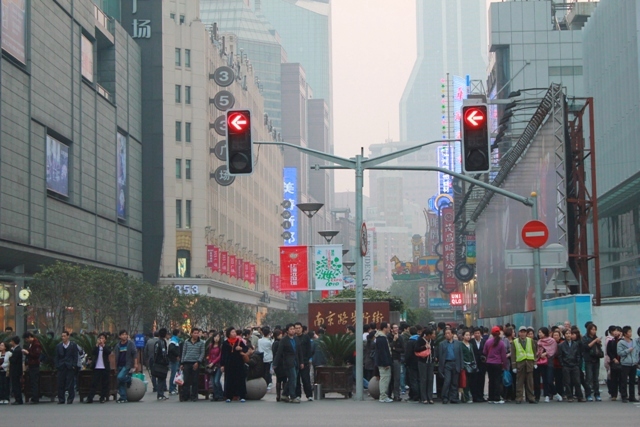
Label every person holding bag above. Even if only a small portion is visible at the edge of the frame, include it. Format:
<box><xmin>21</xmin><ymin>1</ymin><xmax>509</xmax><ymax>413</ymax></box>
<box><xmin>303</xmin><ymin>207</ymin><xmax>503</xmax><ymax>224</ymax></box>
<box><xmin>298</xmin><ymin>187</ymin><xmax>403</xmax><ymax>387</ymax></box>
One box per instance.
<box><xmin>460</xmin><ymin>330</ymin><xmax>476</xmax><ymax>403</ymax></box>
<box><xmin>220</xmin><ymin>327</ymin><xmax>248</xmax><ymax>402</ymax></box>
<box><xmin>415</xmin><ymin>327</ymin><xmax>435</xmax><ymax>404</ymax></box>
<box><xmin>483</xmin><ymin>326</ymin><xmax>507</xmax><ymax>404</ymax></box>
<box><xmin>582</xmin><ymin>323</ymin><xmax>603</xmax><ymax>401</ymax></box>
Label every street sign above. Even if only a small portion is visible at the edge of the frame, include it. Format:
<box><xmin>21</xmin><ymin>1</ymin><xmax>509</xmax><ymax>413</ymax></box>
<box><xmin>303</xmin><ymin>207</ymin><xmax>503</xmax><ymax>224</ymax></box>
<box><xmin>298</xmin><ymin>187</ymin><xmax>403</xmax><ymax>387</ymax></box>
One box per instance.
<box><xmin>505</xmin><ymin>244</ymin><xmax>568</xmax><ymax>269</ymax></box>
<box><xmin>521</xmin><ymin>220</ymin><xmax>549</xmax><ymax>248</ymax></box>
<box><xmin>212</xmin><ymin>66</ymin><xmax>235</xmax><ymax>87</ymax></box>
<box><xmin>213</xmin><ymin>115</ymin><xmax>226</xmax><ymax>136</ymax></box>
<box><xmin>134</xmin><ymin>333</ymin><xmax>145</xmax><ymax>349</ymax></box>
<box><xmin>212</xmin><ymin>90</ymin><xmax>235</xmax><ymax>111</ymax></box>
<box><xmin>212</xmin><ymin>140</ymin><xmax>227</xmax><ymax>161</ymax></box>
<box><xmin>212</xmin><ymin>165</ymin><xmax>235</xmax><ymax>186</ymax></box>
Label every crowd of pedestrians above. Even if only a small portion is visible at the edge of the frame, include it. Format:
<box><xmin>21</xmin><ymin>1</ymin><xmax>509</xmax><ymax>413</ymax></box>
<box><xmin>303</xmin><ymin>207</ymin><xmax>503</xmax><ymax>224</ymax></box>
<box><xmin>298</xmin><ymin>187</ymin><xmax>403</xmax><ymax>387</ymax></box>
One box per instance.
<box><xmin>1</xmin><ymin>319</ymin><xmax>639</xmax><ymax>406</ymax></box>
<box><xmin>368</xmin><ymin>320</ymin><xmax>640</xmax><ymax>404</ymax></box>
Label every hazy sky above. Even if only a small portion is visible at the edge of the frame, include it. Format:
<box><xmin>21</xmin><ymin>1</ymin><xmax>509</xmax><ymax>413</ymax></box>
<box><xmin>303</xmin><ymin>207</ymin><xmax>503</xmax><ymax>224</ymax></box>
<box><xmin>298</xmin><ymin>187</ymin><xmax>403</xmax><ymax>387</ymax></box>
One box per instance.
<box><xmin>331</xmin><ymin>0</ymin><xmax>417</xmax><ymax>194</ymax></box>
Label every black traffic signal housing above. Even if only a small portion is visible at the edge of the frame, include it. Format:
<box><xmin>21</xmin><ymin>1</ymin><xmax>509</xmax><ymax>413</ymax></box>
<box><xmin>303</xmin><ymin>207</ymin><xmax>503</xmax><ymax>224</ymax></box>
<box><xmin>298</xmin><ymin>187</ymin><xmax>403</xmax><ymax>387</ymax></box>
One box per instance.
<box><xmin>461</xmin><ymin>104</ymin><xmax>490</xmax><ymax>174</ymax></box>
<box><xmin>226</xmin><ymin>109</ymin><xmax>253</xmax><ymax>175</ymax></box>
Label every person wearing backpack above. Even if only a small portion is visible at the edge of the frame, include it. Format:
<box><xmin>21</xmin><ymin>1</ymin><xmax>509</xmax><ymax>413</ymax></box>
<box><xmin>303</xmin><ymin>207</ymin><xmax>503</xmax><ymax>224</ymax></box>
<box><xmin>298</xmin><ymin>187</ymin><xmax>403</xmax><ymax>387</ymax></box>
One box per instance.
<box><xmin>152</xmin><ymin>328</ymin><xmax>170</xmax><ymax>401</ymax></box>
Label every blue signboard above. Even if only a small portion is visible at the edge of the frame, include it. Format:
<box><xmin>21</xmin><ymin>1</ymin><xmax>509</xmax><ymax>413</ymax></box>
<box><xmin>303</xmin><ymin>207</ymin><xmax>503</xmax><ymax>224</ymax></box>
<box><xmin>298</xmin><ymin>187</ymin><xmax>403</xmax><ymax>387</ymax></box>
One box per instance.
<box><xmin>134</xmin><ymin>333</ymin><xmax>145</xmax><ymax>349</ymax></box>
<box><xmin>283</xmin><ymin>167</ymin><xmax>298</xmax><ymax>245</ymax></box>
<box><xmin>429</xmin><ymin>298</ymin><xmax>451</xmax><ymax>310</ymax></box>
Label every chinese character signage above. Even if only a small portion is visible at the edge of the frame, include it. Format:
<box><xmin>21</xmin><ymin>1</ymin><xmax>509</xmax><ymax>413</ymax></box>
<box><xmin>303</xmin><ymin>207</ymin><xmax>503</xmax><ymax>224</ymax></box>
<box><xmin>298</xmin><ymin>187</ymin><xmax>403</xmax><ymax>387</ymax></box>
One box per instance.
<box><xmin>212</xmin><ymin>246</ymin><xmax>220</xmax><ymax>271</ymax></box>
<box><xmin>207</xmin><ymin>245</ymin><xmax>215</xmax><ymax>271</ymax></box>
<box><xmin>283</xmin><ymin>168</ymin><xmax>298</xmax><ymax>245</ymax></box>
<box><xmin>280</xmin><ymin>246</ymin><xmax>308</xmax><ymax>292</ymax></box>
<box><xmin>116</xmin><ymin>133</ymin><xmax>127</xmax><ymax>218</ymax></box>
<box><xmin>419</xmin><ymin>286</ymin><xmax>427</xmax><ymax>308</ymax></box>
<box><xmin>438</xmin><ymin>145</ymin><xmax>452</xmax><ymax>195</ymax></box>
<box><xmin>249</xmin><ymin>264</ymin><xmax>256</xmax><ymax>285</ymax></box>
<box><xmin>1</xmin><ymin>0</ymin><xmax>26</xmax><ymax>64</ymax></box>
<box><xmin>314</xmin><ymin>245</ymin><xmax>344</xmax><ymax>291</ymax></box>
<box><xmin>308</xmin><ymin>302</ymin><xmax>390</xmax><ymax>335</ymax></box>
<box><xmin>441</xmin><ymin>206</ymin><xmax>458</xmax><ymax>292</ymax></box>
<box><xmin>220</xmin><ymin>251</ymin><xmax>228</xmax><ymax>275</ymax></box>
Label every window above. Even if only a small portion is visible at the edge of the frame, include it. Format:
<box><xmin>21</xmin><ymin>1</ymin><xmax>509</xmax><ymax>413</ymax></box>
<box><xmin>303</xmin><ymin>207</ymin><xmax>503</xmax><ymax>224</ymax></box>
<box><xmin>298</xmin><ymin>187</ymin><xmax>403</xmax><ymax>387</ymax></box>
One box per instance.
<box><xmin>185</xmin><ymin>159</ymin><xmax>191</xmax><ymax>179</ymax></box>
<box><xmin>185</xmin><ymin>122</ymin><xmax>191</xmax><ymax>142</ymax></box>
<box><xmin>175</xmin><ymin>85</ymin><xmax>181</xmax><ymax>103</ymax></box>
<box><xmin>176</xmin><ymin>199</ymin><xmax>182</xmax><ymax>228</ymax></box>
<box><xmin>81</xmin><ymin>34</ymin><xmax>94</xmax><ymax>82</ymax></box>
<box><xmin>185</xmin><ymin>49</ymin><xmax>191</xmax><ymax>67</ymax></box>
<box><xmin>185</xmin><ymin>200</ymin><xmax>191</xmax><ymax>229</ymax></box>
<box><xmin>175</xmin><ymin>159</ymin><xmax>182</xmax><ymax>179</ymax></box>
<box><xmin>175</xmin><ymin>48</ymin><xmax>181</xmax><ymax>66</ymax></box>
<box><xmin>179</xmin><ymin>15</ymin><xmax>185</xmax><ymax>24</ymax></box>
<box><xmin>170</xmin><ymin>12</ymin><xmax>175</xmax><ymax>19</ymax></box>
<box><xmin>185</xmin><ymin>86</ymin><xmax>191</xmax><ymax>104</ymax></box>
<box><xmin>175</xmin><ymin>121</ymin><xmax>182</xmax><ymax>141</ymax></box>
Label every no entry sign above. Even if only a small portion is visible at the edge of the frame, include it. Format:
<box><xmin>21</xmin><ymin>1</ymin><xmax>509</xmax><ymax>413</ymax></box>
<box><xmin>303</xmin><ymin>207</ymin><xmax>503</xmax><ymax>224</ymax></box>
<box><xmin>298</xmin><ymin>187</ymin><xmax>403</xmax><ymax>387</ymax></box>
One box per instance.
<box><xmin>521</xmin><ymin>220</ymin><xmax>549</xmax><ymax>248</ymax></box>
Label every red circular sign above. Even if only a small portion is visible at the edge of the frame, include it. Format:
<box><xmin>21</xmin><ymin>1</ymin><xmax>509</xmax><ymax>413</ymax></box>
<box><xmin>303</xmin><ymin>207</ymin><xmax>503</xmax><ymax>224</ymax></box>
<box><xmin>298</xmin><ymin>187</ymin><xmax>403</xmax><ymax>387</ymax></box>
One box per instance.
<box><xmin>227</xmin><ymin>112</ymin><xmax>249</xmax><ymax>133</ymax></box>
<box><xmin>521</xmin><ymin>220</ymin><xmax>549</xmax><ymax>248</ymax></box>
<box><xmin>463</xmin><ymin>107</ymin><xmax>486</xmax><ymax>128</ymax></box>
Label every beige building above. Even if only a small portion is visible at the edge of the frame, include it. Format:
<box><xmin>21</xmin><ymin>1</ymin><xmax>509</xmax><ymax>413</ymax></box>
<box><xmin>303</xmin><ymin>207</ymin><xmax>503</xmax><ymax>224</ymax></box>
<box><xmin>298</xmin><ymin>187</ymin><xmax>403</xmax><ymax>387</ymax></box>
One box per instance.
<box><xmin>151</xmin><ymin>1</ymin><xmax>287</xmax><ymax>310</ymax></box>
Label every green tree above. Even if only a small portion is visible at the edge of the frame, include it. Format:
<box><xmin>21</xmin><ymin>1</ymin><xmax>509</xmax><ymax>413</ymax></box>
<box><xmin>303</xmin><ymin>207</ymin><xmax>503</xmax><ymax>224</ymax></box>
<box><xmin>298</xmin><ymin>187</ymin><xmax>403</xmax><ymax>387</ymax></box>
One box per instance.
<box><xmin>151</xmin><ymin>285</ymin><xmax>189</xmax><ymax>329</ymax></box>
<box><xmin>405</xmin><ymin>307</ymin><xmax>435</xmax><ymax>326</ymax></box>
<box><xmin>80</xmin><ymin>267</ymin><xmax>123</xmax><ymax>332</ymax></box>
<box><xmin>30</xmin><ymin>261</ymin><xmax>87</xmax><ymax>334</ymax></box>
<box><xmin>262</xmin><ymin>309</ymin><xmax>299</xmax><ymax>328</ymax></box>
<box><xmin>325</xmin><ymin>288</ymin><xmax>405</xmax><ymax>312</ymax></box>
<box><xmin>109</xmin><ymin>275</ymin><xmax>157</xmax><ymax>334</ymax></box>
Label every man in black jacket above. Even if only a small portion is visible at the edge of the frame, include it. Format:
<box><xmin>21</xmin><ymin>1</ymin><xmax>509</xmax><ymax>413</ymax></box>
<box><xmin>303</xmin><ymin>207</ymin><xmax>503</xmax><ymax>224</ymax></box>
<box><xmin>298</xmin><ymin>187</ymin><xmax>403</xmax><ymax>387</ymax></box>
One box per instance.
<box><xmin>8</xmin><ymin>336</ymin><xmax>23</xmax><ymax>405</ymax></box>
<box><xmin>437</xmin><ymin>328</ymin><xmax>464</xmax><ymax>404</ymax></box>
<box><xmin>55</xmin><ymin>331</ymin><xmax>79</xmax><ymax>404</ymax></box>
<box><xmin>294</xmin><ymin>323</ymin><xmax>313</xmax><ymax>401</ymax></box>
<box><xmin>375</xmin><ymin>322</ymin><xmax>393</xmax><ymax>403</ymax></box>
<box><xmin>470</xmin><ymin>327</ymin><xmax>487</xmax><ymax>402</ymax></box>
<box><xmin>86</xmin><ymin>333</ymin><xmax>111</xmax><ymax>403</ymax></box>
<box><xmin>389</xmin><ymin>323</ymin><xmax>404</xmax><ymax>401</ymax></box>
<box><xmin>274</xmin><ymin>324</ymin><xmax>304</xmax><ymax>403</ymax></box>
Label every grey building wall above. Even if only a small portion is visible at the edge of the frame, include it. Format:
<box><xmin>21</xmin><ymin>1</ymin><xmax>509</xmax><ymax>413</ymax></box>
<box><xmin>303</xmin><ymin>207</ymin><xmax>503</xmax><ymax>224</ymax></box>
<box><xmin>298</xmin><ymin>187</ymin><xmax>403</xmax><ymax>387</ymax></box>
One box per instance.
<box><xmin>0</xmin><ymin>1</ymin><xmax>143</xmax><ymax>274</ymax></box>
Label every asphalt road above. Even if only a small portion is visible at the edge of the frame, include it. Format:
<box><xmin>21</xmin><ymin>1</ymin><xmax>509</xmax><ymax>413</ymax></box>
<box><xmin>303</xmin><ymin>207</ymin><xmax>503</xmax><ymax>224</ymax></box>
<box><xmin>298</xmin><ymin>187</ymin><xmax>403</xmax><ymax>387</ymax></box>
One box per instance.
<box><xmin>3</xmin><ymin>388</ymin><xmax>640</xmax><ymax>427</ymax></box>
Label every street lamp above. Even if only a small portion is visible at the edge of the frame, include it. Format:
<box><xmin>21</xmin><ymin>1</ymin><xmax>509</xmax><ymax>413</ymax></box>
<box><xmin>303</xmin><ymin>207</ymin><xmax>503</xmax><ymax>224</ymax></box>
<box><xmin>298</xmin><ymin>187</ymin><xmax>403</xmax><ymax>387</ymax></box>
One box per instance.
<box><xmin>318</xmin><ymin>230</ymin><xmax>339</xmax><ymax>244</ymax></box>
<box><xmin>297</xmin><ymin>202</ymin><xmax>324</xmax><ymax>303</ymax></box>
<box><xmin>343</xmin><ymin>261</ymin><xmax>355</xmax><ymax>276</ymax></box>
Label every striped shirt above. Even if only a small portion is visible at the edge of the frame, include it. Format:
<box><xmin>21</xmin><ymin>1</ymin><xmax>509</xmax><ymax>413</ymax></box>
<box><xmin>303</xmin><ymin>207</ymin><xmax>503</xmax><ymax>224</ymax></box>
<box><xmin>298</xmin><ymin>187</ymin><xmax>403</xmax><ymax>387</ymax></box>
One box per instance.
<box><xmin>181</xmin><ymin>339</ymin><xmax>205</xmax><ymax>363</ymax></box>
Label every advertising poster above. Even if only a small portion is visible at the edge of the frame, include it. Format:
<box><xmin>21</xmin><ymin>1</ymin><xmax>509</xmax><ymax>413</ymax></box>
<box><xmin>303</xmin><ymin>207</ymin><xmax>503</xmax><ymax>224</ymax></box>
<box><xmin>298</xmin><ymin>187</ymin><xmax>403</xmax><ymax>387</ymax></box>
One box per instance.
<box><xmin>46</xmin><ymin>135</ymin><xmax>69</xmax><ymax>196</ymax></box>
<box><xmin>279</xmin><ymin>246</ymin><xmax>308</xmax><ymax>292</ymax></box>
<box><xmin>212</xmin><ymin>246</ymin><xmax>219</xmax><ymax>272</ymax></box>
<box><xmin>249</xmin><ymin>264</ymin><xmax>256</xmax><ymax>285</ymax></box>
<box><xmin>229</xmin><ymin>255</ymin><xmax>237</xmax><ymax>278</ymax></box>
<box><xmin>116</xmin><ymin>132</ymin><xmax>127</xmax><ymax>218</ymax></box>
<box><xmin>363</xmin><ymin>230</ymin><xmax>374</xmax><ymax>288</ymax></box>
<box><xmin>1</xmin><ymin>0</ymin><xmax>26</xmax><ymax>64</ymax></box>
<box><xmin>313</xmin><ymin>244</ymin><xmax>344</xmax><ymax>291</ymax></box>
<box><xmin>283</xmin><ymin>168</ymin><xmax>298</xmax><ymax>245</ymax></box>
<box><xmin>441</xmin><ymin>206</ymin><xmax>457</xmax><ymax>292</ymax></box>
<box><xmin>206</xmin><ymin>245</ymin><xmax>215</xmax><ymax>270</ymax></box>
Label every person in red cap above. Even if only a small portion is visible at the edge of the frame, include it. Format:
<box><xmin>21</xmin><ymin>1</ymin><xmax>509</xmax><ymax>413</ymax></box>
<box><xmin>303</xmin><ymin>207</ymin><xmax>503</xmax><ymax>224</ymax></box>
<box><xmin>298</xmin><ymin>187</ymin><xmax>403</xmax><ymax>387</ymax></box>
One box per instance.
<box><xmin>483</xmin><ymin>326</ymin><xmax>508</xmax><ymax>403</ymax></box>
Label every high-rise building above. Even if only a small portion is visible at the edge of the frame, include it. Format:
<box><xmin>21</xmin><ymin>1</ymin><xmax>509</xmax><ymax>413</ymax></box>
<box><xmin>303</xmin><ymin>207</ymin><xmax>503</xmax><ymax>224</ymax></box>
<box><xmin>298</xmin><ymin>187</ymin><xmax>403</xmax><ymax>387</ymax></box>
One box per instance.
<box><xmin>0</xmin><ymin>1</ymin><xmax>143</xmax><ymax>333</ymax></box>
<box><xmin>120</xmin><ymin>0</ymin><xmax>288</xmax><ymax>310</ymax></box>
<box><xmin>400</xmin><ymin>0</ymin><xmax>488</xmax><ymax>143</ymax></box>
<box><xmin>255</xmin><ymin>0</ymin><xmax>332</xmax><ymax>108</ymax></box>
<box><xmin>200</xmin><ymin>0</ymin><xmax>287</xmax><ymax>131</ymax></box>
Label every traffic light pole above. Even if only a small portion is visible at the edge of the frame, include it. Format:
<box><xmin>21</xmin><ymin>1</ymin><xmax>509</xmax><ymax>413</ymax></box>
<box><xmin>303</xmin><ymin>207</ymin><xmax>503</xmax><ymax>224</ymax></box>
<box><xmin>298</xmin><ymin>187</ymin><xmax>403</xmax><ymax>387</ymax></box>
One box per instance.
<box><xmin>255</xmin><ymin>139</ymin><xmax>535</xmax><ymax>401</ymax></box>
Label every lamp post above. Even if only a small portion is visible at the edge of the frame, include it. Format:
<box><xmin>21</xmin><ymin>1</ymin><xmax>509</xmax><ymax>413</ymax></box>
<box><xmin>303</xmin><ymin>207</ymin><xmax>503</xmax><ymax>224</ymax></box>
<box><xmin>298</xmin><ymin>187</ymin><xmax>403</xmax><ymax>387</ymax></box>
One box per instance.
<box><xmin>318</xmin><ymin>230</ymin><xmax>339</xmax><ymax>244</ymax></box>
<box><xmin>296</xmin><ymin>203</ymin><xmax>324</xmax><ymax>304</ymax></box>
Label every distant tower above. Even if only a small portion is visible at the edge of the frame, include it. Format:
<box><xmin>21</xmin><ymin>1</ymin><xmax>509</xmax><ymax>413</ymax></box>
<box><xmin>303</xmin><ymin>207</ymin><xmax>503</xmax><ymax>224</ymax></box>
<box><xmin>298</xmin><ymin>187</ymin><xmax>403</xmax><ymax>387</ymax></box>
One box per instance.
<box><xmin>400</xmin><ymin>0</ymin><xmax>488</xmax><ymax>142</ymax></box>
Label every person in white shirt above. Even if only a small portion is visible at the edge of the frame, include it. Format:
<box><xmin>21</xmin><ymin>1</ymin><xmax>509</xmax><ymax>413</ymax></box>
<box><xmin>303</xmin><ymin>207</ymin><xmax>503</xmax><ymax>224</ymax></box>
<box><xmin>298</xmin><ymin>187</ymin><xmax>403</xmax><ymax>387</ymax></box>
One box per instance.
<box><xmin>86</xmin><ymin>333</ymin><xmax>111</xmax><ymax>404</ymax></box>
<box><xmin>257</xmin><ymin>327</ymin><xmax>274</xmax><ymax>389</ymax></box>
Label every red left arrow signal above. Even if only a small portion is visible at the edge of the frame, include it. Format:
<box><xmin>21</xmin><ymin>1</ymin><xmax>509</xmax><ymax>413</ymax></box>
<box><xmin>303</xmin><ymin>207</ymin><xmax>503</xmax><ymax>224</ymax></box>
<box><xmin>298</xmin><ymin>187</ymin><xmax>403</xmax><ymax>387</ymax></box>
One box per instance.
<box><xmin>464</xmin><ymin>108</ymin><xmax>485</xmax><ymax>128</ymax></box>
<box><xmin>228</xmin><ymin>112</ymin><xmax>249</xmax><ymax>132</ymax></box>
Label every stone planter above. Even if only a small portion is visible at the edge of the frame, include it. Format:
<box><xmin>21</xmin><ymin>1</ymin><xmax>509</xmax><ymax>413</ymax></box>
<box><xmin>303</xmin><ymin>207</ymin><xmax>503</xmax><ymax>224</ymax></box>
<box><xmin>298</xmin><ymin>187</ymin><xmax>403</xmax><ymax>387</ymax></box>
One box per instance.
<box><xmin>314</xmin><ymin>366</ymin><xmax>352</xmax><ymax>398</ymax></box>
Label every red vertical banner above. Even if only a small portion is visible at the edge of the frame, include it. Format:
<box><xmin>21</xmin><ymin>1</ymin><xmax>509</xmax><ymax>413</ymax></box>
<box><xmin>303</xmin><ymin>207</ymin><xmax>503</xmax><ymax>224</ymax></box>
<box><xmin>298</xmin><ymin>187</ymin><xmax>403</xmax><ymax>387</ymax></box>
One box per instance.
<box><xmin>249</xmin><ymin>264</ymin><xmax>256</xmax><ymax>285</ymax></box>
<box><xmin>237</xmin><ymin>258</ymin><xmax>243</xmax><ymax>280</ymax></box>
<box><xmin>279</xmin><ymin>246</ymin><xmax>308</xmax><ymax>292</ymax></box>
<box><xmin>244</xmin><ymin>261</ymin><xmax>250</xmax><ymax>282</ymax></box>
<box><xmin>229</xmin><ymin>255</ymin><xmax>237</xmax><ymax>278</ymax></box>
<box><xmin>212</xmin><ymin>246</ymin><xmax>220</xmax><ymax>272</ymax></box>
<box><xmin>220</xmin><ymin>251</ymin><xmax>228</xmax><ymax>275</ymax></box>
<box><xmin>269</xmin><ymin>274</ymin><xmax>275</xmax><ymax>290</ymax></box>
<box><xmin>442</xmin><ymin>206</ymin><xmax>457</xmax><ymax>292</ymax></box>
<box><xmin>207</xmin><ymin>245</ymin><xmax>215</xmax><ymax>270</ymax></box>
<box><xmin>275</xmin><ymin>275</ymin><xmax>281</xmax><ymax>292</ymax></box>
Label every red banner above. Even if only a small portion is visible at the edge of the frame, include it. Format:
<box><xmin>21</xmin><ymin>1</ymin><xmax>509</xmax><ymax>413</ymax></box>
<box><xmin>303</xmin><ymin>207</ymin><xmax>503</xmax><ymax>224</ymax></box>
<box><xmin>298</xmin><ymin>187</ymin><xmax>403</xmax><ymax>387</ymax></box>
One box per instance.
<box><xmin>249</xmin><ymin>263</ymin><xmax>256</xmax><ymax>284</ymax></box>
<box><xmin>229</xmin><ymin>255</ymin><xmax>237</xmax><ymax>278</ymax></box>
<box><xmin>270</xmin><ymin>274</ymin><xmax>275</xmax><ymax>290</ymax></box>
<box><xmin>280</xmin><ymin>246</ymin><xmax>308</xmax><ymax>292</ymax></box>
<box><xmin>207</xmin><ymin>245</ymin><xmax>215</xmax><ymax>270</ymax></box>
<box><xmin>275</xmin><ymin>276</ymin><xmax>281</xmax><ymax>292</ymax></box>
<box><xmin>220</xmin><ymin>251</ymin><xmax>228</xmax><ymax>275</ymax></box>
<box><xmin>243</xmin><ymin>261</ymin><xmax>250</xmax><ymax>282</ymax></box>
<box><xmin>212</xmin><ymin>246</ymin><xmax>220</xmax><ymax>272</ymax></box>
<box><xmin>237</xmin><ymin>258</ymin><xmax>243</xmax><ymax>280</ymax></box>
<box><xmin>442</xmin><ymin>206</ymin><xmax>457</xmax><ymax>292</ymax></box>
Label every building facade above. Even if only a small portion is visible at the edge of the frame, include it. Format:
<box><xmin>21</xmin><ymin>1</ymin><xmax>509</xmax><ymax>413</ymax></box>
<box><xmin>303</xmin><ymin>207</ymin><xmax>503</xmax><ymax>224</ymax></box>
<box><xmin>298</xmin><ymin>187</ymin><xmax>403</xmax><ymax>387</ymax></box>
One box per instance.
<box><xmin>583</xmin><ymin>0</ymin><xmax>640</xmax><ymax>299</ymax></box>
<box><xmin>120</xmin><ymin>0</ymin><xmax>288</xmax><ymax>310</ymax></box>
<box><xmin>0</xmin><ymin>1</ymin><xmax>143</xmax><ymax>331</ymax></box>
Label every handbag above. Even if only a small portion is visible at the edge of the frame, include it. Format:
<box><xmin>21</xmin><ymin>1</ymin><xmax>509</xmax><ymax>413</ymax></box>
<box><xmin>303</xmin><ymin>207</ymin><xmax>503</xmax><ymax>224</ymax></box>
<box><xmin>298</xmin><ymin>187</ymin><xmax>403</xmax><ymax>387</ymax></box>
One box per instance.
<box><xmin>591</xmin><ymin>343</ymin><xmax>604</xmax><ymax>359</ymax></box>
<box><xmin>459</xmin><ymin>368</ymin><xmax>467</xmax><ymax>388</ymax></box>
<box><xmin>174</xmin><ymin>369</ymin><xmax>184</xmax><ymax>386</ymax></box>
<box><xmin>464</xmin><ymin>361</ymin><xmax>477</xmax><ymax>373</ymax></box>
<box><xmin>502</xmin><ymin>369</ymin><xmax>513</xmax><ymax>387</ymax></box>
<box><xmin>415</xmin><ymin>347</ymin><xmax>431</xmax><ymax>358</ymax></box>
<box><xmin>151</xmin><ymin>362</ymin><xmax>169</xmax><ymax>377</ymax></box>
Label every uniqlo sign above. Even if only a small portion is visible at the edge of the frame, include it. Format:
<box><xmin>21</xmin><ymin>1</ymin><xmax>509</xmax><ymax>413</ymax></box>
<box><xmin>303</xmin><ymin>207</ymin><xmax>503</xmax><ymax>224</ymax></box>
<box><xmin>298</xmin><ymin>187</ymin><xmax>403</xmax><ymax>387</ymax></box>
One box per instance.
<box><xmin>450</xmin><ymin>292</ymin><xmax>464</xmax><ymax>306</ymax></box>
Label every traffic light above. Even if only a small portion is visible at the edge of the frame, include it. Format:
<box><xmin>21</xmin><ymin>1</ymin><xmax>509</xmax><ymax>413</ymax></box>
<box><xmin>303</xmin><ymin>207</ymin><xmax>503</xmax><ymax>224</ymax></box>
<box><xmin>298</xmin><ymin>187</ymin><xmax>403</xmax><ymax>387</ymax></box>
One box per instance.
<box><xmin>226</xmin><ymin>109</ymin><xmax>253</xmax><ymax>175</ymax></box>
<box><xmin>461</xmin><ymin>104</ymin><xmax>490</xmax><ymax>173</ymax></box>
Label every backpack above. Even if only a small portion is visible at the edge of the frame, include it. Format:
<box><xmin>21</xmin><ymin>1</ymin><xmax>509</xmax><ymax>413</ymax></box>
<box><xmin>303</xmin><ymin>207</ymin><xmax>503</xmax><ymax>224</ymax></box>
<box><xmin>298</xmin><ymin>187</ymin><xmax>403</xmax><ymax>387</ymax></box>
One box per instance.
<box><xmin>154</xmin><ymin>340</ymin><xmax>169</xmax><ymax>366</ymax></box>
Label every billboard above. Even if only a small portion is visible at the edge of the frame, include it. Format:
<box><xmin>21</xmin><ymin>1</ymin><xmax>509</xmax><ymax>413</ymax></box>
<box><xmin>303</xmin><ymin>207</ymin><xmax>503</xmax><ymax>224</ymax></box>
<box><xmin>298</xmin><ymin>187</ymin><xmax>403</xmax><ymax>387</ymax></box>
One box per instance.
<box><xmin>1</xmin><ymin>0</ymin><xmax>26</xmax><ymax>64</ymax></box>
<box><xmin>117</xmin><ymin>132</ymin><xmax>127</xmax><ymax>218</ymax></box>
<box><xmin>476</xmin><ymin>113</ymin><xmax>566</xmax><ymax>318</ymax></box>
<box><xmin>451</xmin><ymin>75</ymin><xmax>468</xmax><ymax>174</ymax></box>
<box><xmin>283</xmin><ymin>167</ymin><xmax>298</xmax><ymax>245</ymax></box>
<box><xmin>437</xmin><ymin>145</ymin><xmax>452</xmax><ymax>195</ymax></box>
<box><xmin>313</xmin><ymin>244</ymin><xmax>344</xmax><ymax>291</ymax></box>
<box><xmin>280</xmin><ymin>246</ymin><xmax>308</xmax><ymax>292</ymax></box>
<box><xmin>46</xmin><ymin>135</ymin><xmax>69</xmax><ymax>197</ymax></box>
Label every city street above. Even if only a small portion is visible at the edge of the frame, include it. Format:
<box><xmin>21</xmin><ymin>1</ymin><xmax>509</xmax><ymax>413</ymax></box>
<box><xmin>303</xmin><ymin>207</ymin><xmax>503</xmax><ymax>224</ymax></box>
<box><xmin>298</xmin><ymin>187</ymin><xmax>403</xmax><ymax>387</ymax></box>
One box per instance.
<box><xmin>3</xmin><ymin>388</ymin><xmax>639</xmax><ymax>427</ymax></box>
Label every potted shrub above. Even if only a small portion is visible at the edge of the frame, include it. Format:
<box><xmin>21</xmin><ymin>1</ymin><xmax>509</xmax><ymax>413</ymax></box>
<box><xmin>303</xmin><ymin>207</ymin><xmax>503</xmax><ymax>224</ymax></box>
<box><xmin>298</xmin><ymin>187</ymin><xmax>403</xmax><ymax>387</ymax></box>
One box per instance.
<box><xmin>315</xmin><ymin>333</ymin><xmax>355</xmax><ymax>398</ymax></box>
